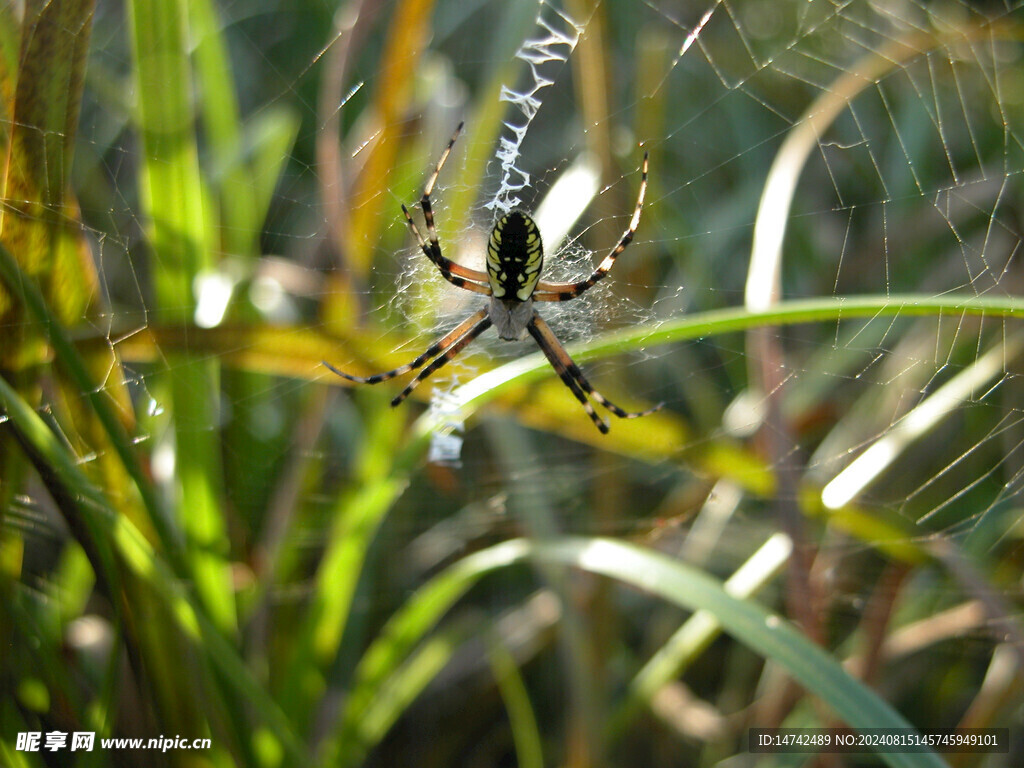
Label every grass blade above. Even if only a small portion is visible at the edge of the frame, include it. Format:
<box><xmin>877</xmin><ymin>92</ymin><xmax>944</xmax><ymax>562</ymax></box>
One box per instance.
<box><xmin>329</xmin><ymin>536</ymin><xmax>943</xmax><ymax>768</ymax></box>
<box><xmin>0</xmin><ymin>372</ymin><xmax>309</xmax><ymax>765</ymax></box>
<box><xmin>127</xmin><ymin>0</ymin><xmax>235</xmax><ymax>633</ymax></box>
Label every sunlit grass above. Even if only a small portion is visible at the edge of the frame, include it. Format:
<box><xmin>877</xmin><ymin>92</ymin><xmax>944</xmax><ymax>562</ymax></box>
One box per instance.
<box><xmin>2</xmin><ymin>1</ymin><xmax>1022</xmax><ymax>767</ymax></box>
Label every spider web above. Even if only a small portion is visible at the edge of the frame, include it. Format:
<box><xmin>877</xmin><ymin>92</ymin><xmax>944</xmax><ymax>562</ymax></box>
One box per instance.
<box><xmin>71</xmin><ymin>0</ymin><xmax>1023</xmax><ymax>603</ymax></box>
<box><xmin>11</xmin><ymin>0</ymin><xmax>1024</xmax><ymax>759</ymax></box>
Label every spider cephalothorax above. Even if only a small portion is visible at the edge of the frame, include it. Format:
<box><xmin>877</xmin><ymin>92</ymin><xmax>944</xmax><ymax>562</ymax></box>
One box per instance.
<box><xmin>324</xmin><ymin>123</ymin><xmax>661</xmax><ymax>433</ymax></box>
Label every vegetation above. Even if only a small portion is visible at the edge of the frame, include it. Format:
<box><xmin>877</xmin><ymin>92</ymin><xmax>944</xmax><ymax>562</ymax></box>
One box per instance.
<box><xmin>1</xmin><ymin>1</ymin><xmax>1022</xmax><ymax>766</ymax></box>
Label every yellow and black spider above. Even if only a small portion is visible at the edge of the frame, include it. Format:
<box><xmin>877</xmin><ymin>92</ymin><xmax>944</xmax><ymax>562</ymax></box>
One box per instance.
<box><xmin>324</xmin><ymin>123</ymin><xmax>662</xmax><ymax>433</ymax></box>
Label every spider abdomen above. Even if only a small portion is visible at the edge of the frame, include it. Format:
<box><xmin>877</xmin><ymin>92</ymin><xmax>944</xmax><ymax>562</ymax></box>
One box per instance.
<box><xmin>486</xmin><ymin>211</ymin><xmax>543</xmax><ymax>302</ymax></box>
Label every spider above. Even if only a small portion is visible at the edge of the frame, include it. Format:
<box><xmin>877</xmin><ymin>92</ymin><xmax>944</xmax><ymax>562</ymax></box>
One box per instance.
<box><xmin>324</xmin><ymin>123</ymin><xmax>662</xmax><ymax>433</ymax></box>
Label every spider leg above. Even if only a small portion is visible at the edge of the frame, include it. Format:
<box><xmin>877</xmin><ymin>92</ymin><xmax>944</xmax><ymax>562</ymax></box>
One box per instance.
<box><xmin>402</xmin><ymin>204</ymin><xmax>490</xmax><ymax>294</ymax></box>
<box><xmin>528</xmin><ymin>313</ymin><xmax>662</xmax><ymax>432</ymax></box>
<box><xmin>401</xmin><ymin>121</ymin><xmax>492</xmax><ymax>294</ymax></box>
<box><xmin>533</xmin><ymin>152</ymin><xmax>648</xmax><ymax>302</ymax></box>
<box><xmin>422</xmin><ymin>122</ymin><xmax>463</xmax><ymax>199</ymax></box>
<box><xmin>527</xmin><ymin>316</ymin><xmax>610</xmax><ymax>433</ymax></box>
<box><xmin>390</xmin><ymin>313</ymin><xmax>492</xmax><ymax>406</ymax></box>
<box><xmin>323</xmin><ymin>307</ymin><xmax>489</xmax><ymax>386</ymax></box>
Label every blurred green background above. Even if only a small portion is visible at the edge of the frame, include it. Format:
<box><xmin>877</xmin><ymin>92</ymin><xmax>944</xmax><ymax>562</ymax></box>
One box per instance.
<box><xmin>2</xmin><ymin>0</ymin><xmax>1024</xmax><ymax>766</ymax></box>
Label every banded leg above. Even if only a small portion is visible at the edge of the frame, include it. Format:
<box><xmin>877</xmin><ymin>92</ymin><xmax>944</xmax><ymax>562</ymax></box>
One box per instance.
<box><xmin>390</xmin><ymin>313</ymin><xmax>492</xmax><ymax>406</ymax></box>
<box><xmin>527</xmin><ymin>317</ymin><xmax>610</xmax><ymax>433</ymax></box>
<box><xmin>528</xmin><ymin>313</ymin><xmax>663</xmax><ymax>430</ymax></box>
<box><xmin>402</xmin><ymin>204</ymin><xmax>490</xmax><ymax>294</ymax></box>
<box><xmin>533</xmin><ymin>152</ymin><xmax>648</xmax><ymax>302</ymax></box>
<box><xmin>402</xmin><ymin>121</ymin><xmax>491</xmax><ymax>294</ymax></box>
<box><xmin>323</xmin><ymin>307</ymin><xmax>489</xmax><ymax>385</ymax></box>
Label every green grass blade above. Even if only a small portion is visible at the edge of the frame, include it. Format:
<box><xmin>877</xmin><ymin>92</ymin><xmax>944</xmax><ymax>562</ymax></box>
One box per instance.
<box><xmin>0</xmin><ymin>243</ymin><xmax>180</xmax><ymax>567</ymax></box>
<box><xmin>189</xmin><ymin>0</ymin><xmax>258</xmax><ymax>258</ymax></box>
<box><xmin>0</xmin><ymin>0</ymin><xmax>94</xmax><ymax>337</ymax></box>
<box><xmin>0</xmin><ymin>372</ymin><xmax>309</xmax><ymax>765</ymax></box>
<box><xmin>611</xmin><ymin>532</ymin><xmax>793</xmax><ymax>736</ymax></box>
<box><xmin>452</xmin><ymin>293</ymin><xmax>1024</xmax><ymax>415</ymax></box>
<box><xmin>489</xmin><ymin>638</ymin><xmax>544</xmax><ymax>768</ymax></box>
<box><xmin>321</xmin><ymin>539</ymin><xmax>529</xmax><ymax>767</ymax></box>
<box><xmin>246</xmin><ymin>108</ymin><xmax>302</xmax><ymax>240</ymax></box>
<box><xmin>95</xmin><ymin>293</ymin><xmax>1024</xmax><ymax>393</ymax></box>
<box><xmin>127</xmin><ymin>0</ymin><xmax>235</xmax><ymax>633</ymax></box>
<box><xmin>532</xmin><ymin>538</ymin><xmax>946</xmax><ymax>768</ymax></box>
<box><xmin>278</xmin><ymin>399</ymin><xmax>411</xmax><ymax>723</ymax></box>
<box><xmin>333</xmin><ymin>624</ymin><xmax>468</xmax><ymax>768</ymax></box>
<box><xmin>329</xmin><ymin>536</ymin><xmax>943</xmax><ymax>768</ymax></box>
